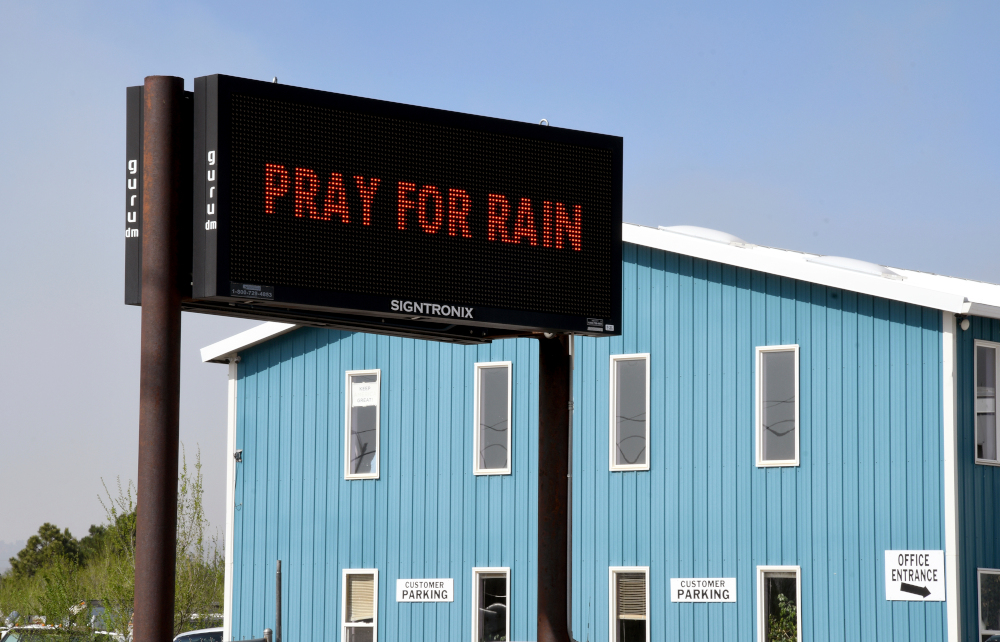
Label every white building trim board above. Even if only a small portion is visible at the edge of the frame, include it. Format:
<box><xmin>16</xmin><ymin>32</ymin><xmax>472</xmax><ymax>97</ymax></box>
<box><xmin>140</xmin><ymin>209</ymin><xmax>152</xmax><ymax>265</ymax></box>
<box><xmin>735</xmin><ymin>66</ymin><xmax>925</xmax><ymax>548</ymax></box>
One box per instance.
<box><xmin>942</xmin><ymin>312</ymin><xmax>961</xmax><ymax>641</ymax></box>
<box><xmin>200</xmin><ymin>322</ymin><xmax>298</xmax><ymax>363</ymax></box>
<box><xmin>222</xmin><ymin>358</ymin><xmax>238</xmax><ymax>642</ymax></box>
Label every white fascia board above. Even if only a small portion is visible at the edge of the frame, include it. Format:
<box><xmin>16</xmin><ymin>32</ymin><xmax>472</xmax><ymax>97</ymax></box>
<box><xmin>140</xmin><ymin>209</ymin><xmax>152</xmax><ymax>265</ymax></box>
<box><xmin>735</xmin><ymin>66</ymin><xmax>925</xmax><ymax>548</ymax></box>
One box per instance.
<box><xmin>624</xmin><ymin>224</ymin><xmax>968</xmax><ymax>313</ymax></box>
<box><xmin>968</xmin><ymin>302</ymin><xmax>1000</xmax><ymax>320</ymax></box>
<box><xmin>200</xmin><ymin>322</ymin><xmax>298</xmax><ymax>364</ymax></box>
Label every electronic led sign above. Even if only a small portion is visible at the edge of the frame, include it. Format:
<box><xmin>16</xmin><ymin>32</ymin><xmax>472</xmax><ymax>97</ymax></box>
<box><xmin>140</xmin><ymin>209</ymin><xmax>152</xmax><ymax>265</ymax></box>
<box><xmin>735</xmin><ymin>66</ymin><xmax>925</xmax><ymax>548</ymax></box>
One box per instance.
<box><xmin>150</xmin><ymin>75</ymin><xmax>622</xmax><ymax>341</ymax></box>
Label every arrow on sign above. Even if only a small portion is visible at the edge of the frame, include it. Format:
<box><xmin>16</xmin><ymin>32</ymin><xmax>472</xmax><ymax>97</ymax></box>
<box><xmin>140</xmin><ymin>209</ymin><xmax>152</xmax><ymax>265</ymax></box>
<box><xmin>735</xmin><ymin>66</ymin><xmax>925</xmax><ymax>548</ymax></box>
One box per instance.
<box><xmin>900</xmin><ymin>583</ymin><xmax>931</xmax><ymax>598</ymax></box>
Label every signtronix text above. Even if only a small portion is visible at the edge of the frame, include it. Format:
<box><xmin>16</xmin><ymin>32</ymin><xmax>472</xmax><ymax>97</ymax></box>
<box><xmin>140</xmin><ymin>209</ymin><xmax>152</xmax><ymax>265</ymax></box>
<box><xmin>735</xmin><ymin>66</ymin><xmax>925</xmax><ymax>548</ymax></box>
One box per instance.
<box><xmin>390</xmin><ymin>300</ymin><xmax>473</xmax><ymax>318</ymax></box>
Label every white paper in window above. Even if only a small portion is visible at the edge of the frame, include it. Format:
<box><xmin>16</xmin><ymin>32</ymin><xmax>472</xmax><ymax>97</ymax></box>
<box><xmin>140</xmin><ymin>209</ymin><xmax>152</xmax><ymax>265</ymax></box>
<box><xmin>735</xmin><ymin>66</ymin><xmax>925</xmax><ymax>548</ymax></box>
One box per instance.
<box><xmin>352</xmin><ymin>381</ymin><xmax>378</xmax><ymax>407</ymax></box>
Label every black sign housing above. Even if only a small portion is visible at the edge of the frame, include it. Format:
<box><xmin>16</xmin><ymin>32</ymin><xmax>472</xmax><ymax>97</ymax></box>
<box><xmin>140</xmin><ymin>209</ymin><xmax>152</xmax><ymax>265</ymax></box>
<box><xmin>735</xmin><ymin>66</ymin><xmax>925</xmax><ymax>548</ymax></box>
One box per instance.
<box><xmin>138</xmin><ymin>75</ymin><xmax>622</xmax><ymax>341</ymax></box>
<box><xmin>124</xmin><ymin>86</ymin><xmax>192</xmax><ymax>305</ymax></box>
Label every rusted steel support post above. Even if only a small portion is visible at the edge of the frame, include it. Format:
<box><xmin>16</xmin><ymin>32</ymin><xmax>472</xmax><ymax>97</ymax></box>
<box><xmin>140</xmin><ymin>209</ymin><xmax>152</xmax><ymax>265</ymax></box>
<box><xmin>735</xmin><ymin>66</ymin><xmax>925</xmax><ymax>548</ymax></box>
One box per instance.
<box><xmin>276</xmin><ymin>560</ymin><xmax>282</xmax><ymax>642</ymax></box>
<box><xmin>538</xmin><ymin>334</ymin><xmax>573</xmax><ymax>642</ymax></box>
<box><xmin>134</xmin><ymin>75</ymin><xmax>185</xmax><ymax>642</ymax></box>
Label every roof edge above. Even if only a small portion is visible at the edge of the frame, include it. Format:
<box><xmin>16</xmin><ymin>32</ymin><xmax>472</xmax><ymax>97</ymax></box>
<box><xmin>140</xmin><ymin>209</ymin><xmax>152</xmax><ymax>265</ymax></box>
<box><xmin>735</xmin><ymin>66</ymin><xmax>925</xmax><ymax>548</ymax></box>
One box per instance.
<box><xmin>201</xmin><ymin>322</ymin><xmax>299</xmax><ymax>364</ymax></box>
<box><xmin>623</xmin><ymin>223</ymin><xmax>969</xmax><ymax>314</ymax></box>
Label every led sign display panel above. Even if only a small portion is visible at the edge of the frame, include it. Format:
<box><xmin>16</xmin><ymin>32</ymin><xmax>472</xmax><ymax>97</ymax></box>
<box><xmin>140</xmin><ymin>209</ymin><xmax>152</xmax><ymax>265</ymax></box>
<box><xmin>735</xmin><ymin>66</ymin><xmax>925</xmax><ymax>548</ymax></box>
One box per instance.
<box><xmin>192</xmin><ymin>75</ymin><xmax>622</xmax><ymax>337</ymax></box>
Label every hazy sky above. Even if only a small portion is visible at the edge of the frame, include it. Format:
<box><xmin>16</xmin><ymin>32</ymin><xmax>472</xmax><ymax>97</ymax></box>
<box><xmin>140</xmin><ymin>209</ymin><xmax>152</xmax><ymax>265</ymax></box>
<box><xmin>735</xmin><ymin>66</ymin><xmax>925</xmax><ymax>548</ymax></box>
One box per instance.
<box><xmin>0</xmin><ymin>1</ymin><xmax>997</xmax><ymax>549</ymax></box>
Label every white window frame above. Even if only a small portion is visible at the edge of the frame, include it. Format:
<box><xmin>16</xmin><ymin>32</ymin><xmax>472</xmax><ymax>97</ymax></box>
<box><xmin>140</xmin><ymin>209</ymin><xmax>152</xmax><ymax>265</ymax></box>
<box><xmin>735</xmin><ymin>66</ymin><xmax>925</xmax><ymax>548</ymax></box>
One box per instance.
<box><xmin>609</xmin><ymin>354</ymin><xmax>651</xmax><ymax>472</ymax></box>
<box><xmin>608</xmin><ymin>566</ymin><xmax>650</xmax><ymax>642</ymax></box>
<box><xmin>974</xmin><ymin>340</ymin><xmax>1000</xmax><ymax>466</ymax></box>
<box><xmin>471</xmin><ymin>566</ymin><xmax>510</xmax><ymax>642</ymax></box>
<box><xmin>345</xmin><ymin>369</ymin><xmax>381</xmax><ymax>480</ymax></box>
<box><xmin>756</xmin><ymin>565</ymin><xmax>801</xmax><ymax>642</ymax></box>
<box><xmin>755</xmin><ymin>345</ymin><xmax>800</xmax><ymax>467</ymax></box>
<box><xmin>341</xmin><ymin>568</ymin><xmax>378</xmax><ymax>642</ymax></box>
<box><xmin>473</xmin><ymin>361</ymin><xmax>513</xmax><ymax>475</ymax></box>
<box><xmin>979</xmin><ymin>568</ymin><xmax>1000</xmax><ymax>639</ymax></box>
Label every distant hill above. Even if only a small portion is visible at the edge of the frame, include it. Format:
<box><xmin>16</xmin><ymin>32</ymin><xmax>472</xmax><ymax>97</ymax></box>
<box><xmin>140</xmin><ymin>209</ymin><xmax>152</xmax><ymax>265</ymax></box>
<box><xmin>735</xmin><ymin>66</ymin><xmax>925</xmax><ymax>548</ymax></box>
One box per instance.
<box><xmin>0</xmin><ymin>541</ymin><xmax>26</xmax><ymax>574</ymax></box>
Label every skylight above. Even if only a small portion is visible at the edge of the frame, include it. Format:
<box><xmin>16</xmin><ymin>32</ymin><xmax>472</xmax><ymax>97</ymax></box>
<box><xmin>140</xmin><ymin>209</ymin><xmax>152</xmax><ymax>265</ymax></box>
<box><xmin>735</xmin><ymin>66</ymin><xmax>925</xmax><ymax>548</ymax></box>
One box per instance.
<box><xmin>806</xmin><ymin>255</ymin><xmax>903</xmax><ymax>280</ymax></box>
<box><xmin>658</xmin><ymin>225</ymin><xmax>754</xmax><ymax>248</ymax></box>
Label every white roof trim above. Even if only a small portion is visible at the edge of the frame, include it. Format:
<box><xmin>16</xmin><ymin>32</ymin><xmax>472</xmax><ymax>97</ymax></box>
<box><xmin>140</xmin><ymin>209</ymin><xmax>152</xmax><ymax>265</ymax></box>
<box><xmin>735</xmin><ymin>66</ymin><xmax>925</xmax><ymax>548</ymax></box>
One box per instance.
<box><xmin>624</xmin><ymin>223</ymin><xmax>1000</xmax><ymax>317</ymax></box>
<box><xmin>201</xmin><ymin>322</ymin><xmax>298</xmax><ymax>364</ymax></box>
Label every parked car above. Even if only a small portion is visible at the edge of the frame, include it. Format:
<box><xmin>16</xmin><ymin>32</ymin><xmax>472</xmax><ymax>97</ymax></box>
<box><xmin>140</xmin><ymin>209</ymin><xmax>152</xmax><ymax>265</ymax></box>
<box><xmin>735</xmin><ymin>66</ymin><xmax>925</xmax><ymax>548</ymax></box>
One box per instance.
<box><xmin>0</xmin><ymin>626</ymin><xmax>119</xmax><ymax>641</ymax></box>
<box><xmin>172</xmin><ymin>628</ymin><xmax>222</xmax><ymax>642</ymax></box>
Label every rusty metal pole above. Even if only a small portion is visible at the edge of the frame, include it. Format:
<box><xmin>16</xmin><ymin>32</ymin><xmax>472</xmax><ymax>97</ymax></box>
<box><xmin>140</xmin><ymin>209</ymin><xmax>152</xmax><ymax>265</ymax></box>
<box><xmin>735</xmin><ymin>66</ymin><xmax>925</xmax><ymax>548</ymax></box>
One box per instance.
<box><xmin>275</xmin><ymin>560</ymin><xmax>282</xmax><ymax>642</ymax></box>
<box><xmin>538</xmin><ymin>334</ymin><xmax>572</xmax><ymax>642</ymax></box>
<box><xmin>134</xmin><ymin>75</ymin><xmax>185</xmax><ymax>642</ymax></box>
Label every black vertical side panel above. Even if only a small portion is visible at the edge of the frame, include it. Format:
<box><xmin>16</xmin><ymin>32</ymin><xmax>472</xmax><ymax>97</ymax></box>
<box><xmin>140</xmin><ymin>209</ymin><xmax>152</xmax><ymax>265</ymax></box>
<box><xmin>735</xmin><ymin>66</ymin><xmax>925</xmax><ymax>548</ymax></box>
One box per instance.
<box><xmin>192</xmin><ymin>76</ymin><xmax>206</xmax><ymax>298</ymax></box>
<box><xmin>208</xmin><ymin>75</ymin><xmax>221</xmax><ymax>296</ymax></box>
<box><xmin>125</xmin><ymin>85</ymin><xmax>144</xmax><ymax>305</ymax></box>
<box><xmin>179</xmin><ymin>90</ymin><xmax>194</xmax><ymax>298</ymax></box>
<box><xmin>192</xmin><ymin>75</ymin><xmax>218</xmax><ymax>298</ymax></box>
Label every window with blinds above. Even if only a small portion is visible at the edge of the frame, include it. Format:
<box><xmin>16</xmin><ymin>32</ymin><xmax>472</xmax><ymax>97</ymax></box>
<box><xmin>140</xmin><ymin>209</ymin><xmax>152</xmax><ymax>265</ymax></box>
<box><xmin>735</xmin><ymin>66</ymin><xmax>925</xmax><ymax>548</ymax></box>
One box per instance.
<box><xmin>977</xmin><ymin>342</ymin><xmax>999</xmax><ymax>463</ymax></box>
<box><xmin>343</xmin><ymin>570</ymin><xmax>377</xmax><ymax>642</ymax></box>
<box><xmin>611</xmin><ymin>568</ymin><xmax>648</xmax><ymax>642</ymax></box>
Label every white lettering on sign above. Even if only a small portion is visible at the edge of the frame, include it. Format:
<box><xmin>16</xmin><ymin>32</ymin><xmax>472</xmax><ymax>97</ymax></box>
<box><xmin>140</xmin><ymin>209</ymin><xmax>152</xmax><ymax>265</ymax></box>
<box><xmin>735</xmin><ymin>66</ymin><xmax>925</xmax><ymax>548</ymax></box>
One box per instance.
<box><xmin>390</xmin><ymin>299</ymin><xmax>473</xmax><ymax>319</ymax></box>
<box><xmin>670</xmin><ymin>577</ymin><xmax>736</xmax><ymax>603</ymax></box>
<box><xmin>884</xmin><ymin>550</ymin><xmax>945</xmax><ymax>601</ymax></box>
<box><xmin>396</xmin><ymin>578</ymin><xmax>453</xmax><ymax>602</ymax></box>
<box><xmin>352</xmin><ymin>381</ymin><xmax>378</xmax><ymax>407</ymax></box>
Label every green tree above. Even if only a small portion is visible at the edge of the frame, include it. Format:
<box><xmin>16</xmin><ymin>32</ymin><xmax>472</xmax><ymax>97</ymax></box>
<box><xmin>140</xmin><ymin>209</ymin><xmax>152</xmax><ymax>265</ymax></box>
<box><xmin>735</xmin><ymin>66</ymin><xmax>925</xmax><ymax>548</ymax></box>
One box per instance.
<box><xmin>767</xmin><ymin>592</ymin><xmax>797</xmax><ymax>642</ymax></box>
<box><xmin>78</xmin><ymin>525</ymin><xmax>108</xmax><ymax>564</ymax></box>
<box><xmin>98</xmin><ymin>477</ymin><xmax>138</xmax><ymax>639</ymax></box>
<box><xmin>0</xmin><ymin>443</ymin><xmax>222</xmax><ymax>638</ymax></box>
<box><xmin>9</xmin><ymin>524</ymin><xmax>81</xmax><ymax>579</ymax></box>
<box><xmin>173</xmin><ymin>446</ymin><xmax>224</xmax><ymax>635</ymax></box>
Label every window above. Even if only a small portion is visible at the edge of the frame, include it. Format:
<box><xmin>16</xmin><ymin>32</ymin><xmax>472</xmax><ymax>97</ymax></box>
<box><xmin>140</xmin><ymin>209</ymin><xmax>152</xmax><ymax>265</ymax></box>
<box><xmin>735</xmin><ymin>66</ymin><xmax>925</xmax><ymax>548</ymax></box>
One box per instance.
<box><xmin>472</xmin><ymin>567</ymin><xmax>509</xmax><ymax>642</ymax></box>
<box><xmin>980</xmin><ymin>569</ymin><xmax>1000</xmax><ymax>641</ymax></box>
<box><xmin>756</xmin><ymin>346</ymin><xmax>799</xmax><ymax>467</ymax></box>
<box><xmin>345</xmin><ymin>370</ymin><xmax>380</xmax><ymax>479</ymax></box>
<box><xmin>756</xmin><ymin>566</ymin><xmax>800</xmax><ymax>642</ymax></box>
<box><xmin>976</xmin><ymin>342</ymin><xmax>999</xmax><ymax>464</ymax></box>
<box><xmin>342</xmin><ymin>569</ymin><xmax>378</xmax><ymax>642</ymax></box>
<box><xmin>609</xmin><ymin>567</ymin><xmax>649</xmax><ymax>642</ymax></box>
<box><xmin>474</xmin><ymin>362</ymin><xmax>512</xmax><ymax>475</ymax></box>
<box><xmin>610</xmin><ymin>354</ymin><xmax>650</xmax><ymax>471</ymax></box>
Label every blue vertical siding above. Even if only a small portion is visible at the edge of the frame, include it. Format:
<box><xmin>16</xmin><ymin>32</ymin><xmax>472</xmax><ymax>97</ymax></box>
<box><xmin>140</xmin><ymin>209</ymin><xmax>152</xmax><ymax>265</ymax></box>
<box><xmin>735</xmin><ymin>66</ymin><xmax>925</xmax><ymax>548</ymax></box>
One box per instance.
<box><xmin>957</xmin><ymin>315</ymin><xmax>1000</xmax><ymax>640</ymax></box>
<box><xmin>572</xmin><ymin>243</ymin><xmax>946</xmax><ymax>641</ymax></box>
<box><xmin>231</xmin><ymin>330</ymin><xmax>538</xmax><ymax>642</ymax></box>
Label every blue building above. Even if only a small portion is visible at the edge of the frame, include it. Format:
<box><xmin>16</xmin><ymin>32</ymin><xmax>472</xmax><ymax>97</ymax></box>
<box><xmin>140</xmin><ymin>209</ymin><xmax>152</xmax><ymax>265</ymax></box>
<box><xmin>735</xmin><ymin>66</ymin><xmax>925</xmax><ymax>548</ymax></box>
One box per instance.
<box><xmin>202</xmin><ymin>223</ymin><xmax>1000</xmax><ymax>641</ymax></box>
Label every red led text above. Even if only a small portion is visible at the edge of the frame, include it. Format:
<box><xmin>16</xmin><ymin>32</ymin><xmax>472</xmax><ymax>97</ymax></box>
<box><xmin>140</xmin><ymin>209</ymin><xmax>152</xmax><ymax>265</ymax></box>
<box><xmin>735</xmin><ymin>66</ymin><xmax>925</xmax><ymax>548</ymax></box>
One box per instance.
<box><xmin>263</xmin><ymin>164</ymin><xmax>581</xmax><ymax>250</ymax></box>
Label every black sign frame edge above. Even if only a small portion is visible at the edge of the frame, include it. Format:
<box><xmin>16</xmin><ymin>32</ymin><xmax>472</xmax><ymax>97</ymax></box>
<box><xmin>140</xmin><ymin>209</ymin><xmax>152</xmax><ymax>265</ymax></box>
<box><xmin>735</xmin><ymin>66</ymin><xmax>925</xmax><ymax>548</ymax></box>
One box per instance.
<box><xmin>211</xmin><ymin>74</ymin><xmax>623</xmax><ymax>150</ymax></box>
<box><xmin>192</xmin><ymin>73</ymin><xmax>623</xmax><ymax>338</ymax></box>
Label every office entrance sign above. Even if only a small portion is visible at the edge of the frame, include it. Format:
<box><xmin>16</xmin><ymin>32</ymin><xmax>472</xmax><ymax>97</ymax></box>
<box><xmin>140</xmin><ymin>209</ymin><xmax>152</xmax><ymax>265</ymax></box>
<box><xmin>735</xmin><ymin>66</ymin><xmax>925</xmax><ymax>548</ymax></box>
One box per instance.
<box><xmin>884</xmin><ymin>550</ymin><xmax>945</xmax><ymax>601</ymax></box>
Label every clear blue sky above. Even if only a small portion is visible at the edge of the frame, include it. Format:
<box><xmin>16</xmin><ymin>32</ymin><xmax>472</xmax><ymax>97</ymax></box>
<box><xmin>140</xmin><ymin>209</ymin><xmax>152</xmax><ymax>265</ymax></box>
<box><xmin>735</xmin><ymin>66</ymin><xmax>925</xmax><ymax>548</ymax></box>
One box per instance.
<box><xmin>0</xmin><ymin>0</ymin><xmax>997</xmax><ymax>549</ymax></box>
